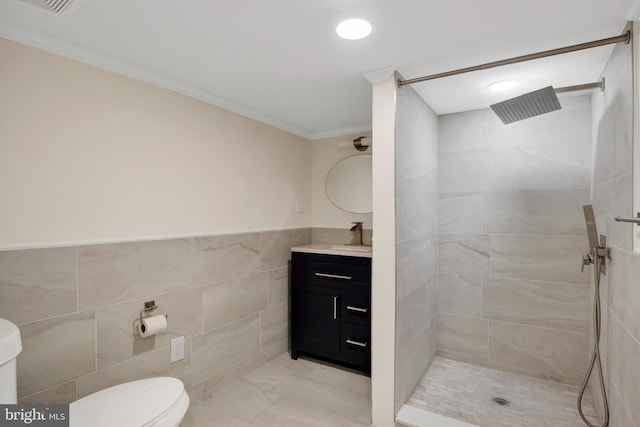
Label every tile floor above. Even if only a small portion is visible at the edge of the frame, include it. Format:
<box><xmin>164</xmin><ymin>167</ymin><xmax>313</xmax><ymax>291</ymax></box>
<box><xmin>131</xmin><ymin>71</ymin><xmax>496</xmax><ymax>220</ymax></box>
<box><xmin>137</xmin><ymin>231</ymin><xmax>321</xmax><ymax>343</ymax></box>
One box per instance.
<box><xmin>406</xmin><ymin>357</ymin><xmax>599</xmax><ymax>427</ymax></box>
<box><xmin>182</xmin><ymin>352</ymin><xmax>372</xmax><ymax>427</ymax></box>
<box><xmin>183</xmin><ymin>353</ymin><xmax>601</xmax><ymax>427</ymax></box>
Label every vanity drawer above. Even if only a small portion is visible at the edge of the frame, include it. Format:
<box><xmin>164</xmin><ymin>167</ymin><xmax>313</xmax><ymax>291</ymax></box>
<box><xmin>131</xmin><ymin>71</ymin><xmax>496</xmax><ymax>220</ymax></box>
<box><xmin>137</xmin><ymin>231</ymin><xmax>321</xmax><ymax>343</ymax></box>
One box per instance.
<box><xmin>340</xmin><ymin>289</ymin><xmax>370</xmax><ymax>326</ymax></box>
<box><xmin>340</xmin><ymin>323</ymin><xmax>370</xmax><ymax>363</ymax></box>
<box><xmin>293</xmin><ymin>253</ymin><xmax>371</xmax><ymax>286</ymax></box>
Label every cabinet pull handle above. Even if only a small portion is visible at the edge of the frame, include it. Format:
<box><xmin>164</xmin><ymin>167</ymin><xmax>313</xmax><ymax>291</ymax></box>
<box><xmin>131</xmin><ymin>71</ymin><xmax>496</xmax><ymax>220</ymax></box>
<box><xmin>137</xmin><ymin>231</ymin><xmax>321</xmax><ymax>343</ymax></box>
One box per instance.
<box><xmin>346</xmin><ymin>339</ymin><xmax>368</xmax><ymax>347</ymax></box>
<box><xmin>346</xmin><ymin>305</ymin><xmax>368</xmax><ymax>313</ymax></box>
<box><xmin>333</xmin><ymin>296</ymin><xmax>337</xmax><ymax>320</ymax></box>
<box><xmin>315</xmin><ymin>272</ymin><xmax>352</xmax><ymax>280</ymax></box>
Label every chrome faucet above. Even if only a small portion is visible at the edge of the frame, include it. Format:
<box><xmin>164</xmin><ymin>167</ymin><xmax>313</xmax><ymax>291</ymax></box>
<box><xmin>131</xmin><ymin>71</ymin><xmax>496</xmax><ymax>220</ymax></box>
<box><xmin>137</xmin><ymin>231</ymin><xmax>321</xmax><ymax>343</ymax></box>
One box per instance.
<box><xmin>349</xmin><ymin>222</ymin><xmax>363</xmax><ymax>246</ymax></box>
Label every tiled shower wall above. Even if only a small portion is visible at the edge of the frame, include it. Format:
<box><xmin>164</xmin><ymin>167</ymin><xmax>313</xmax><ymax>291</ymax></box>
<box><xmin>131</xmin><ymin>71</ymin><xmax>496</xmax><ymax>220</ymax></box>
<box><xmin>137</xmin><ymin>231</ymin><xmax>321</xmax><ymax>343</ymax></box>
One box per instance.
<box><xmin>0</xmin><ymin>229</ymin><xmax>309</xmax><ymax>404</ymax></box>
<box><xmin>437</xmin><ymin>95</ymin><xmax>593</xmax><ymax>384</ymax></box>
<box><xmin>591</xmin><ymin>32</ymin><xmax>640</xmax><ymax>427</ymax></box>
<box><xmin>394</xmin><ymin>80</ymin><xmax>439</xmax><ymax>412</ymax></box>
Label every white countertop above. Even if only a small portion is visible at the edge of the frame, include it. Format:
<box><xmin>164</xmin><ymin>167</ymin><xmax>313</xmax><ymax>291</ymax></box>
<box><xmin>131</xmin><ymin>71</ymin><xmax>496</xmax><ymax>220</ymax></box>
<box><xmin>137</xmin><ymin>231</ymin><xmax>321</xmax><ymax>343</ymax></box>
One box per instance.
<box><xmin>292</xmin><ymin>243</ymin><xmax>372</xmax><ymax>258</ymax></box>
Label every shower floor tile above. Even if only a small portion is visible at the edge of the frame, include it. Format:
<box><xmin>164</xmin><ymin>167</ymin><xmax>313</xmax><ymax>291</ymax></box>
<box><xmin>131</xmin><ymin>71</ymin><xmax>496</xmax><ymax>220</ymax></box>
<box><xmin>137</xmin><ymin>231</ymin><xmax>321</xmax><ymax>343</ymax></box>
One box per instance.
<box><xmin>405</xmin><ymin>357</ymin><xmax>599</xmax><ymax>427</ymax></box>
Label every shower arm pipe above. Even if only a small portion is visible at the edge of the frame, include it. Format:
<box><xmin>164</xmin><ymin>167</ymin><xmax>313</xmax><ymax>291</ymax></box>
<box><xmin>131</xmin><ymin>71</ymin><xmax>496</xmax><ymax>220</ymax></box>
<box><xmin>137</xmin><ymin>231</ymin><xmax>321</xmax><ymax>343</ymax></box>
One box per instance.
<box><xmin>397</xmin><ymin>31</ymin><xmax>630</xmax><ymax>88</ymax></box>
<box><xmin>554</xmin><ymin>79</ymin><xmax>604</xmax><ymax>93</ymax></box>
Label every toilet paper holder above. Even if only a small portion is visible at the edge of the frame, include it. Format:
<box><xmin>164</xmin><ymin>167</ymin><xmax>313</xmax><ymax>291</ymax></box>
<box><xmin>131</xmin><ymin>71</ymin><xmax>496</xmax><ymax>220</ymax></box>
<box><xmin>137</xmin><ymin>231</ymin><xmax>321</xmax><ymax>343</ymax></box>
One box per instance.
<box><xmin>138</xmin><ymin>300</ymin><xmax>168</xmax><ymax>326</ymax></box>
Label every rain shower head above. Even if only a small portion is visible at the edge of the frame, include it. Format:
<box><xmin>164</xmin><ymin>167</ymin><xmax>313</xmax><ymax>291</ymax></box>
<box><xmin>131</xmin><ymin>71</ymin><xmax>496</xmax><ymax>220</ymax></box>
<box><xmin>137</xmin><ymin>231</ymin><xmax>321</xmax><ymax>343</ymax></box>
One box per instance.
<box><xmin>490</xmin><ymin>86</ymin><xmax>561</xmax><ymax>124</ymax></box>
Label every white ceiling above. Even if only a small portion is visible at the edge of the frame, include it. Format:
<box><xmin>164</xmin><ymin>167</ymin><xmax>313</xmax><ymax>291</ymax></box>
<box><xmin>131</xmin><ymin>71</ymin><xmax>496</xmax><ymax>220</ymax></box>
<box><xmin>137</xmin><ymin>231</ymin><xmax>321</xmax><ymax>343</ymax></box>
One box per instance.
<box><xmin>0</xmin><ymin>0</ymin><xmax>638</xmax><ymax>139</ymax></box>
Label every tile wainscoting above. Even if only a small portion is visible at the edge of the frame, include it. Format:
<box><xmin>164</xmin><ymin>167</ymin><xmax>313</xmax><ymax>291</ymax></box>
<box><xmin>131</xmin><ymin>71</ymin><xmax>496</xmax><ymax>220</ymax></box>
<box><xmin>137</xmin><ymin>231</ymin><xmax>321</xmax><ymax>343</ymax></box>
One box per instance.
<box><xmin>1</xmin><ymin>228</ymin><xmax>311</xmax><ymax>404</ymax></box>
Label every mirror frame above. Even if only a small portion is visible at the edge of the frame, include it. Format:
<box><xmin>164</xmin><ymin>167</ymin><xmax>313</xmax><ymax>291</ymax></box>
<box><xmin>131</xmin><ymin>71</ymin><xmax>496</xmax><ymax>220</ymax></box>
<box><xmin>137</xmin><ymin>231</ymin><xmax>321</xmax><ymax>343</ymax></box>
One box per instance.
<box><xmin>325</xmin><ymin>154</ymin><xmax>373</xmax><ymax>214</ymax></box>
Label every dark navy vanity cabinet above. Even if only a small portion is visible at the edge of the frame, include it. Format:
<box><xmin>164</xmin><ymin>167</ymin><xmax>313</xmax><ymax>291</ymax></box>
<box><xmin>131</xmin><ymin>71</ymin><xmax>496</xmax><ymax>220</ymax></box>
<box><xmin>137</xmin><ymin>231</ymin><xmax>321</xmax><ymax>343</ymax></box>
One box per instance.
<box><xmin>290</xmin><ymin>249</ymin><xmax>371</xmax><ymax>372</ymax></box>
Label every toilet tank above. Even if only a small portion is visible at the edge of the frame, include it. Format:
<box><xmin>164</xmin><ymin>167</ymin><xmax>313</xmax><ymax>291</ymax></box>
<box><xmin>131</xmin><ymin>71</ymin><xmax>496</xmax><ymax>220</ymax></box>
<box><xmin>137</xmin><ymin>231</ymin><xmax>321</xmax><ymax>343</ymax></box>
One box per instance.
<box><xmin>0</xmin><ymin>318</ymin><xmax>22</xmax><ymax>404</ymax></box>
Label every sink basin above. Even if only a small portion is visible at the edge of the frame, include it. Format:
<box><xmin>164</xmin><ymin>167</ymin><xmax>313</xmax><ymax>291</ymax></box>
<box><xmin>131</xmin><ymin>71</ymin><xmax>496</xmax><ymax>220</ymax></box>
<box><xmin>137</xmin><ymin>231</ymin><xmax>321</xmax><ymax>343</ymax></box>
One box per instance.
<box><xmin>330</xmin><ymin>245</ymin><xmax>372</xmax><ymax>252</ymax></box>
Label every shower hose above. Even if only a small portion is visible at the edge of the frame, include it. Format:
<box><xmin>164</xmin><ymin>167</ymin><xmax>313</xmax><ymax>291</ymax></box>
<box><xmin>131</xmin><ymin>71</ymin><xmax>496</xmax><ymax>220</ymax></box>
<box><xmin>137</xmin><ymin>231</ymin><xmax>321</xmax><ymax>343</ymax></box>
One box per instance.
<box><xmin>577</xmin><ymin>248</ymin><xmax>609</xmax><ymax>427</ymax></box>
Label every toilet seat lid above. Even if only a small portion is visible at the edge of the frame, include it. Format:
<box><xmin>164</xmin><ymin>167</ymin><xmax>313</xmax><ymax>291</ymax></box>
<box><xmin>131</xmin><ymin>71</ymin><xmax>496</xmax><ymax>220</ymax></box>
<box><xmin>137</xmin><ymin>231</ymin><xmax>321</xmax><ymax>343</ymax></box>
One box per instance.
<box><xmin>70</xmin><ymin>377</ymin><xmax>185</xmax><ymax>427</ymax></box>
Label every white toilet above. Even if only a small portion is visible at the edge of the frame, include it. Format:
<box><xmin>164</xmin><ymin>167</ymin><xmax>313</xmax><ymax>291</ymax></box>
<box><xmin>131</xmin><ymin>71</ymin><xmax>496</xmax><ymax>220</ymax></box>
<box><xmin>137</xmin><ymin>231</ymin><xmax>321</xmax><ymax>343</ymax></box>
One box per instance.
<box><xmin>70</xmin><ymin>376</ymin><xmax>190</xmax><ymax>427</ymax></box>
<box><xmin>0</xmin><ymin>317</ymin><xmax>22</xmax><ymax>404</ymax></box>
<box><xmin>0</xmin><ymin>317</ymin><xmax>190</xmax><ymax>427</ymax></box>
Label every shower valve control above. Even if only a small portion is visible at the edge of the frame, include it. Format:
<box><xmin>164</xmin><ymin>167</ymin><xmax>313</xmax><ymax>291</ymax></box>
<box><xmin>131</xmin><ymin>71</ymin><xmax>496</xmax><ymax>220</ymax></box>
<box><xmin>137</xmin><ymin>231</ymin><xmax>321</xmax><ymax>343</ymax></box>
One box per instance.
<box><xmin>581</xmin><ymin>253</ymin><xmax>592</xmax><ymax>272</ymax></box>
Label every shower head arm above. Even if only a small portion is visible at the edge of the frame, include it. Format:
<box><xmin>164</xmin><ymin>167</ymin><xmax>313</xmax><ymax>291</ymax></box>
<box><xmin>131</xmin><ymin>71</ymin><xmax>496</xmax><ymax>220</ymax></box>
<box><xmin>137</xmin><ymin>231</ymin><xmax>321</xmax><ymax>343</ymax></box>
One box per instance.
<box><xmin>554</xmin><ymin>79</ymin><xmax>604</xmax><ymax>94</ymax></box>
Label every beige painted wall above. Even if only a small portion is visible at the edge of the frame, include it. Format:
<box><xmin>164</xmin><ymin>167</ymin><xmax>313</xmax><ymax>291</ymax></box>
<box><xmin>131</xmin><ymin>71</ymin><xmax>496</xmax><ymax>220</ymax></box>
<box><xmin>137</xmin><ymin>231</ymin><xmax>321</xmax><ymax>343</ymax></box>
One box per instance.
<box><xmin>310</xmin><ymin>133</ymin><xmax>372</xmax><ymax>231</ymax></box>
<box><xmin>0</xmin><ymin>37</ymin><xmax>311</xmax><ymax>249</ymax></box>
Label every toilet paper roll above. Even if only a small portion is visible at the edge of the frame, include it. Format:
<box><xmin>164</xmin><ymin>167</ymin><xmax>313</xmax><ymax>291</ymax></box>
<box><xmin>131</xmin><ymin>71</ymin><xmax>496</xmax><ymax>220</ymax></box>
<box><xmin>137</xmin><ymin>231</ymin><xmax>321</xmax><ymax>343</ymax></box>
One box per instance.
<box><xmin>138</xmin><ymin>315</ymin><xmax>167</xmax><ymax>338</ymax></box>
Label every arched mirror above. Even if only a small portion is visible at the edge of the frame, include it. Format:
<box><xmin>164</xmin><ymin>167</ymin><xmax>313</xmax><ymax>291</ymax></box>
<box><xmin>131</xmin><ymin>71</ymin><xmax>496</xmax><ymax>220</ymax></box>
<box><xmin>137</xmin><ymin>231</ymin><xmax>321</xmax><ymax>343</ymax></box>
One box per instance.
<box><xmin>325</xmin><ymin>155</ymin><xmax>372</xmax><ymax>214</ymax></box>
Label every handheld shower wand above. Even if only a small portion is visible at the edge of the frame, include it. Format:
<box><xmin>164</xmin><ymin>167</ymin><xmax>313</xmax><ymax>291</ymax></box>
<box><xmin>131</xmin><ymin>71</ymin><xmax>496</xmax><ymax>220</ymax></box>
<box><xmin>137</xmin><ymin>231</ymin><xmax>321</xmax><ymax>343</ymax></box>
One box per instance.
<box><xmin>583</xmin><ymin>204</ymin><xmax>600</xmax><ymax>249</ymax></box>
<box><xmin>578</xmin><ymin>205</ymin><xmax>610</xmax><ymax>427</ymax></box>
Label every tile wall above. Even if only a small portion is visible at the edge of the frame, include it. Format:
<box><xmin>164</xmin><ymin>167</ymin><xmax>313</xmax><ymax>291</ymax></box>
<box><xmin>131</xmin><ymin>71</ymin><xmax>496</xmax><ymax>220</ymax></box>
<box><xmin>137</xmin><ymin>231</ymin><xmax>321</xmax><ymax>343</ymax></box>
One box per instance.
<box><xmin>591</xmin><ymin>31</ymin><xmax>639</xmax><ymax>427</ymax></box>
<box><xmin>0</xmin><ymin>228</ymin><xmax>310</xmax><ymax>404</ymax></box>
<box><xmin>394</xmin><ymin>82</ymin><xmax>439</xmax><ymax>412</ymax></box>
<box><xmin>310</xmin><ymin>227</ymin><xmax>372</xmax><ymax>246</ymax></box>
<box><xmin>437</xmin><ymin>95</ymin><xmax>593</xmax><ymax>384</ymax></box>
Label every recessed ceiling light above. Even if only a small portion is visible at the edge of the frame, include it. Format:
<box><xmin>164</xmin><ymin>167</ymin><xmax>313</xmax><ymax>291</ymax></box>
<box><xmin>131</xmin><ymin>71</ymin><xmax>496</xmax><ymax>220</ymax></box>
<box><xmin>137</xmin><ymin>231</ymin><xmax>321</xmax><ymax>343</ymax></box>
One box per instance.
<box><xmin>336</xmin><ymin>18</ymin><xmax>372</xmax><ymax>40</ymax></box>
<box><xmin>487</xmin><ymin>80</ymin><xmax>518</xmax><ymax>92</ymax></box>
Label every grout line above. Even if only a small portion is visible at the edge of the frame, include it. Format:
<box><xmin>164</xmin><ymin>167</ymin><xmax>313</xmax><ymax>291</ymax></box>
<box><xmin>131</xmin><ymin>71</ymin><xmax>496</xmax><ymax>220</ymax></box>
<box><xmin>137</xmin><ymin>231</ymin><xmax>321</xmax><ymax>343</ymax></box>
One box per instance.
<box><xmin>83</xmin><ymin>268</ymin><xmax>265</xmax><ymax>314</ymax></box>
<box><xmin>89</xmin><ymin>340</ymin><xmax>177</xmax><ymax>374</ymax></box>
<box><xmin>189</xmin><ymin>236</ymin><xmax>194</xmax><ymax>293</ymax></box>
<box><xmin>439</xmin><ymin>311</ymin><xmax>589</xmax><ymax>335</ymax></box>
<box><xmin>441</xmin><ymin>186</ymin><xmax>592</xmax><ymax>195</ymax></box>
<box><xmin>609</xmin><ymin>307</ymin><xmax>640</xmax><ymax>348</ymax></box>
<box><xmin>75</xmin><ymin>246</ymin><xmax>80</xmax><ymax>313</ymax></box>
<box><xmin>259</xmin><ymin>231</ymin><xmax>264</xmax><ymax>272</ymax></box>
<box><xmin>396</xmin><ymin>231</ymin><xmax>439</xmax><ymax>245</ymax></box>
<box><xmin>486</xmin><ymin>309</ymin><xmax>490</xmax><ymax>363</ymax></box>
<box><xmin>489</xmin><ymin>142</ymin><xmax>494</xmax><ymax>192</ymax></box>
<box><xmin>480</xmin><ymin>277</ymin><xmax>484</xmax><ymax>319</ymax></box>
<box><xmin>94</xmin><ymin>307</ymin><xmax>98</xmax><ymax>373</ymax></box>
<box><xmin>439</xmin><ymin>231</ymin><xmax>589</xmax><ymax>238</ymax></box>
<box><xmin>593</xmin><ymin>171</ymin><xmax>633</xmax><ymax>188</ymax></box>
<box><xmin>200</xmin><ymin>285</ymin><xmax>204</xmax><ymax>335</ymax></box>
<box><xmin>201</xmin><ymin>311</ymin><xmax>261</xmax><ymax>335</ymax></box>
<box><xmin>259</xmin><ymin>308</ymin><xmax>263</xmax><ymax>352</ymax></box>
<box><xmin>488</xmin><ymin>232</ymin><xmax>492</xmax><ymax>278</ymax></box>
<box><xmin>485</xmin><ymin>318</ymin><xmax>590</xmax><ymax>335</ymax></box>
<box><xmin>488</xmin><ymin>275</ymin><xmax>592</xmax><ymax>288</ymax></box>
<box><xmin>16</xmin><ymin>308</ymin><xmax>97</xmax><ymax>327</ymax></box>
<box><xmin>17</xmin><ymin>378</ymin><xmax>77</xmax><ymax>402</ymax></box>
<box><xmin>436</xmin><ymin>272</ymin><xmax>590</xmax><ymax>288</ymax></box>
<box><xmin>188</xmin><ymin>336</ymin><xmax>194</xmax><ymax>388</ymax></box>
<box><xmin>85</xmin><ymin>285</ymin><xmax>197</xmax><ymax>316</ymax></box>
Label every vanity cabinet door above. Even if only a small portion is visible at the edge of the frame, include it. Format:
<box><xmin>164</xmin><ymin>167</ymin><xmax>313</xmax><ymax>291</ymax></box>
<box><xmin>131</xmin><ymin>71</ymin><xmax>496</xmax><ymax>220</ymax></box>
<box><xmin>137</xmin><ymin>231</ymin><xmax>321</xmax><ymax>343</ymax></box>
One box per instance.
<box><xmin>292</xmin><ymin>283</ymin><xmax>340</xmax><ymax>356</ymax></box>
